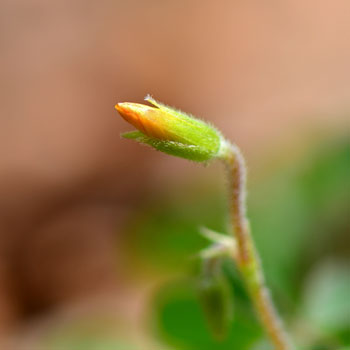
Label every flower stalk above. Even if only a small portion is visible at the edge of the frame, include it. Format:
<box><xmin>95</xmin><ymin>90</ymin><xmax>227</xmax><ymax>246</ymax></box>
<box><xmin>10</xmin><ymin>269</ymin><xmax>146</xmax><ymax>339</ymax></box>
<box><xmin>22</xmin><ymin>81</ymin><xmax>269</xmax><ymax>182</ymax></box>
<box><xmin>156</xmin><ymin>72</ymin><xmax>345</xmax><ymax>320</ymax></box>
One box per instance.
<box><xmin>220</xmin><ymin>142</ymin><xmax>293</xmax><ymax>350</ymax></box>
<box><xmin>115</xmin><ymin>96</ymin><xmax>294</xmax><ymax>349</ymax></box>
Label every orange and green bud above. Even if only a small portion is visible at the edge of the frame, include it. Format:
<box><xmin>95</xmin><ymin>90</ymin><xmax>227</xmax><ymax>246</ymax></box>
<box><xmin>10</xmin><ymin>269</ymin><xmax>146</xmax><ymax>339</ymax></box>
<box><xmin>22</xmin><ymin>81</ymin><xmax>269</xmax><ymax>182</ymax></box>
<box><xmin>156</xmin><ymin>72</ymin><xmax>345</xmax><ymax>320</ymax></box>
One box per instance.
<box><xmin>115</xmin><ymin>96</ymin><xmax>224</xmax><ymax>162</ymax></box>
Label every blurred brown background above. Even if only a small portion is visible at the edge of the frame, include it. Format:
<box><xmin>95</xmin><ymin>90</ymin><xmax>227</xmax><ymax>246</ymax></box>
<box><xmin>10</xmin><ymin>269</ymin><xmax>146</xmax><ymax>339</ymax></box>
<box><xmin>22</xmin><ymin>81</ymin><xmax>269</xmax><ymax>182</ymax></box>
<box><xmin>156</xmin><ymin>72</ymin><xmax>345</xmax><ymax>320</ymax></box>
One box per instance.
<box><xmin>0</xmin><ymin>0</ymin><xmax>349</xmax><ymax>347</ymax></box>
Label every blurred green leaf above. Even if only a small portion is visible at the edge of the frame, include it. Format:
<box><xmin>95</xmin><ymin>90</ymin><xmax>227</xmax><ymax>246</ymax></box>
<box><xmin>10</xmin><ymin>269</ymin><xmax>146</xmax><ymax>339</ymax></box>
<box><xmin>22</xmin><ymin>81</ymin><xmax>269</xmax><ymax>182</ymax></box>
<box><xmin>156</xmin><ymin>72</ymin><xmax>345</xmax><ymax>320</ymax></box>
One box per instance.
<box><xmin>249</xmin><ymin>136</ymin><xmax>350</xmax><ymax>303</ymax></box>
<box><xmin>151</xmin><ymin>278</ymin><xmax>262</xmax><ymax>350</ymax></box>
<box><xmin>301</xmin><ymin>260</ymin><xmax>350</xmax><ymax>333</ymax></box>
<box><xmin>123</xmin><ymin>184</ymin><xmax>226</xmax><ymax>272</ymax></box>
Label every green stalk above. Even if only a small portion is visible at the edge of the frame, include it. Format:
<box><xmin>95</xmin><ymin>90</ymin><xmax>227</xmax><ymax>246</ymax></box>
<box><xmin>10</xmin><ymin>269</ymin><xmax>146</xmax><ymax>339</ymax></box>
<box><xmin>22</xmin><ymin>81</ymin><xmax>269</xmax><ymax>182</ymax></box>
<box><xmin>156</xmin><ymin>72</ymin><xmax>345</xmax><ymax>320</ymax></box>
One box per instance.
<box><xmin>220</xmin><ymin>141</ymin><xmax>293</xmax><ymax>350</ymax></box>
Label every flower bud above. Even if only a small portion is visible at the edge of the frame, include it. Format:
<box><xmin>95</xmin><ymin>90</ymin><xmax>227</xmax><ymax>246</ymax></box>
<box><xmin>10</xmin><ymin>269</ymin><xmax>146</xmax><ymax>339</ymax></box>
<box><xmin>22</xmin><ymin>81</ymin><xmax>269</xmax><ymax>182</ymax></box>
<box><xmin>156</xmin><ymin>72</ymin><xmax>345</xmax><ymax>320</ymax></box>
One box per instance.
<box><xmin>198</xmin><ymin>258</ymin><xmax>233</xmax><ymax>340</ymax></box>
<box><xmin>115</xmin><ymin>96</ymin><xmax>223</xmax><ymax>162</ymax></box>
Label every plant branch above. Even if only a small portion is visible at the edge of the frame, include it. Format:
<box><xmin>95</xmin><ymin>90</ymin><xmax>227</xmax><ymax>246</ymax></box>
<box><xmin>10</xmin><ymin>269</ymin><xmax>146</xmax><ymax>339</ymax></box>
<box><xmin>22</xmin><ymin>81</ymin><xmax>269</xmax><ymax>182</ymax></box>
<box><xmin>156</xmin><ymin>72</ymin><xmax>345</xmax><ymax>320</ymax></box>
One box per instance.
<box><xmin>221</xmin><ymin>142</ymin><xmax>293</xmax><ymax>350</ymax></box>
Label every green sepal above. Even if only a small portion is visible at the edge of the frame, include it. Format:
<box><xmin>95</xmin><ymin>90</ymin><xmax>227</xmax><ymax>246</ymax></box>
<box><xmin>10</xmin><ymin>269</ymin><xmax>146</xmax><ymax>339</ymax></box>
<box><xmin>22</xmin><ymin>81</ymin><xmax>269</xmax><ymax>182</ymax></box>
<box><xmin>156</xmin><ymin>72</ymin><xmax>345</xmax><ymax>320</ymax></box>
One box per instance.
<box><xmin>122</xmin><ymin>131</ymin><xmax>217</xmax><ymax>162</ymax></box>
<box><xmin>145</xmin><ymin>96</ymin><xmax>222</xmax><ymax>155</ymax></box>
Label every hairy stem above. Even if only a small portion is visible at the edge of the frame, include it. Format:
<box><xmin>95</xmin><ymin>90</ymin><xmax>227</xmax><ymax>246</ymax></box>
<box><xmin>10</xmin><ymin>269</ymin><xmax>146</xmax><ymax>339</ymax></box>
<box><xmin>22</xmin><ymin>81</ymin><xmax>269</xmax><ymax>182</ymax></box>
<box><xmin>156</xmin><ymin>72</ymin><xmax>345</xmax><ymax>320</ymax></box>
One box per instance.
<box><xmin>221</xmin><ymin>142</ymin><xmax>293</xmax><ymax>350</ymax></box>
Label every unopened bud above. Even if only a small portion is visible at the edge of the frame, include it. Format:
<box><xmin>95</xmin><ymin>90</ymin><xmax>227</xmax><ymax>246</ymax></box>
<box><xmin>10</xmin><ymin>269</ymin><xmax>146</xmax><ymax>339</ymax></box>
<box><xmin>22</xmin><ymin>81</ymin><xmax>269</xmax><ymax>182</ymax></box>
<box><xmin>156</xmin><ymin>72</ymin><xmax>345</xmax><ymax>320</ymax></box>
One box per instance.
<box><xmin>115</xmin><ymin>96</ymin><xmax>224</xmax><ymax>162</ymax></box>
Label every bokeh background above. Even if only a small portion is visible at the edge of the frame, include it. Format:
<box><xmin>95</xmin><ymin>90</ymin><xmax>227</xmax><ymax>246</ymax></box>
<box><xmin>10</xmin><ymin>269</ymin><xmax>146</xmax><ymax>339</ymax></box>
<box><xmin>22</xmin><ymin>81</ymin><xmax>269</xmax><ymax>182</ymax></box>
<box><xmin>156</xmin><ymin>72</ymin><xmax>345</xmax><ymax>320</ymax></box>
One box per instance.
<box><xmin>0</xmin><ymin>0</ymin><xmax>349</xmax><ymax>349</ymax></box>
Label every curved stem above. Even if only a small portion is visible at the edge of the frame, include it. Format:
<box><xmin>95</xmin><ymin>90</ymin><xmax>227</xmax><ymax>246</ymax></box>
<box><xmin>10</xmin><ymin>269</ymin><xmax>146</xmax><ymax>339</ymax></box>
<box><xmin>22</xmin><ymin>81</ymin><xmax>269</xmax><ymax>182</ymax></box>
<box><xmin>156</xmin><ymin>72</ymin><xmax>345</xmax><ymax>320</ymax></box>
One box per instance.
<box><xmin>221</xmin><ymin>142</ymin><xmax>293</xmax><ymax>350</ymax></box>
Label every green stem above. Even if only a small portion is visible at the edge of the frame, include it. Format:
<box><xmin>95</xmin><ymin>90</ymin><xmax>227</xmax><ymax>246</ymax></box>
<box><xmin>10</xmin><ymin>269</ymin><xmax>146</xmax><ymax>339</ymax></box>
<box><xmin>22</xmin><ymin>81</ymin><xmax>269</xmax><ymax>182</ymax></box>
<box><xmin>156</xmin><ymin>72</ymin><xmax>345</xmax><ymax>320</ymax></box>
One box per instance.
<box><xmin>220</xmin><ymin>141</ymin><xmax>293</xmax><ymax>350</ymax></box>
